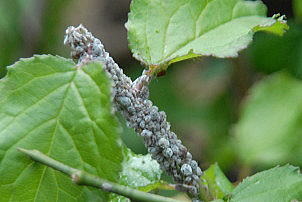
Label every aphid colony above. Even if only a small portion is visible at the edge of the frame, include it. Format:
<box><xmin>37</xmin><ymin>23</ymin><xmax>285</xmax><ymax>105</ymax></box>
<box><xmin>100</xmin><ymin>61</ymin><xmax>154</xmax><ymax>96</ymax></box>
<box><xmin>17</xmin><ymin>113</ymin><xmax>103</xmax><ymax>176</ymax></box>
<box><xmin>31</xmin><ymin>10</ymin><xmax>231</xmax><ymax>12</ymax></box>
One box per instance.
<box><xmin>64</xmin><ymin>25</ymin><xmax>203</xmax><ymax>199</ymax></box>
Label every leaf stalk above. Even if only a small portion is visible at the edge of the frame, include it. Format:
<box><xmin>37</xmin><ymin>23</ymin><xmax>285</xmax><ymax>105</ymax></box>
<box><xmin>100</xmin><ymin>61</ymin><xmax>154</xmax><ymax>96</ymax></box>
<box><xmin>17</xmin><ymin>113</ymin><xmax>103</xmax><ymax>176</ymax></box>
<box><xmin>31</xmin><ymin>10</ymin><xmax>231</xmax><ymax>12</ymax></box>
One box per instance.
<box><xmin>18</xmin><ymin>148</ymin><xmax>182</xmax><ymax>202</ymax></box>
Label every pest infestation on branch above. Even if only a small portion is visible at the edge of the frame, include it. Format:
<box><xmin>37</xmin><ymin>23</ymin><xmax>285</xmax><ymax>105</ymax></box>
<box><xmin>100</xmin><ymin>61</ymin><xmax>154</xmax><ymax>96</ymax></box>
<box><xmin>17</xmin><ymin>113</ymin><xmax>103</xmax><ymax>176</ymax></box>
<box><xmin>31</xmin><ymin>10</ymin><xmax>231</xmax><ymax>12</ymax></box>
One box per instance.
<box><xmin>64</xmin><ymin>25</ymin><xmax>203</xmax><ymax>200</ymax></box>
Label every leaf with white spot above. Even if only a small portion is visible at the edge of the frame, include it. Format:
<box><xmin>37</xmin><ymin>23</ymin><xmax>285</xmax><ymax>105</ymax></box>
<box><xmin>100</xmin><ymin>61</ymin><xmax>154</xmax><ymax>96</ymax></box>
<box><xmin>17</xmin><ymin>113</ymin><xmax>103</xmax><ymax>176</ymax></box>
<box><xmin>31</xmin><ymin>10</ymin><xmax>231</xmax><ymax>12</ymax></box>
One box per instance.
<box><xmin>109</xmin><ymin>150</ymin><xmax>169</xmax><ymax>202</ymax></box>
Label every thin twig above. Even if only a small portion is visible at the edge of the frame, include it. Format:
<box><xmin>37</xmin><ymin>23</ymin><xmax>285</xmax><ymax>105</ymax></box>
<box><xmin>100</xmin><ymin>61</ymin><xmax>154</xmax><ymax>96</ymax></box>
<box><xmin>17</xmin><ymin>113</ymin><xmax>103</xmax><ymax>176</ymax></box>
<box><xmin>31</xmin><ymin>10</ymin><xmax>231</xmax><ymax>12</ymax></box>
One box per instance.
<box><xmin>18</xmin><ymin>148</ymin><xmax>182</xmax><ymax>202</ymax></box>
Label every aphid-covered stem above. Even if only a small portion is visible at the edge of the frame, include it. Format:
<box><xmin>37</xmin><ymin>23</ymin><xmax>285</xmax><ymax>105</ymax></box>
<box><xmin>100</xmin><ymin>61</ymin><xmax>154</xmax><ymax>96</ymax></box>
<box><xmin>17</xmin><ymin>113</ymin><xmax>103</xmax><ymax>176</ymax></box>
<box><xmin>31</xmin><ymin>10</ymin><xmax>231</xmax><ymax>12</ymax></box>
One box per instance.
<box><xmin>64</xmin><ymin>25</ymin><xmax>203</xmax><ymax>200</ymax></box>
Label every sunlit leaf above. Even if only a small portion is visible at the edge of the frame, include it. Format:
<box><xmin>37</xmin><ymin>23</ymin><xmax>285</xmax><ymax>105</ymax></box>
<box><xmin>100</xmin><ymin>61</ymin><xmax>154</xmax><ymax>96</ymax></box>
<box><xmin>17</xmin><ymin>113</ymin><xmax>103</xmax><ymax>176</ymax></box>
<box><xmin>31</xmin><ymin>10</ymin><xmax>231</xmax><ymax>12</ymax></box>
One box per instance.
<box><xmin>126</xmin><ymin>0</ymin><xmax>288</xmax><ymax>72</ymax></box>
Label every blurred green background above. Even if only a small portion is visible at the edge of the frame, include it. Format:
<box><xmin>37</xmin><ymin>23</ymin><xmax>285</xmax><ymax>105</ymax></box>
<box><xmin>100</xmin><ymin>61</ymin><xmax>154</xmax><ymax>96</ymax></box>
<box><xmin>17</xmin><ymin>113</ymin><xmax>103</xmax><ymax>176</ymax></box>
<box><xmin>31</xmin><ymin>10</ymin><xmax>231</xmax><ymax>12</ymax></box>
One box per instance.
<box><xmin>0</xmin><ymin>0</ymin><xmax>301</xmax><ymax>183</ymax></box>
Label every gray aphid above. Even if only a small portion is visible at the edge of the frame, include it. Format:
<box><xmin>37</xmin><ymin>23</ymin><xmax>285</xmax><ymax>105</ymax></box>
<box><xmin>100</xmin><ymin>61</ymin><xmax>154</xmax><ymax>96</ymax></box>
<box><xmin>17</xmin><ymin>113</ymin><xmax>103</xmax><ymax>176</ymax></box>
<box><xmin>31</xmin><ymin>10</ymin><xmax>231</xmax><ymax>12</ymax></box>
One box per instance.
<box><xmin>181</xmin><ymin>164</ymin><xmax>193</xmax><ymax>176</ymax></box>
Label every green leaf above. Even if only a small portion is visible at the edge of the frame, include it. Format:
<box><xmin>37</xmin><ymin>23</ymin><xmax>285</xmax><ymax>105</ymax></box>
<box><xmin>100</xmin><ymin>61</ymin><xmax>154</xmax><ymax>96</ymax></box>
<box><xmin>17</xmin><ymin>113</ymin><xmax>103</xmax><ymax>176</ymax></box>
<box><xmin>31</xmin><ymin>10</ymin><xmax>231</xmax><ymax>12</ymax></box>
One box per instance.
<box><xmin>0</xmin><ymin>55</ymin><xmax>124</xmax><ymax>201</ymax></box>
<box><xmin>234</xmin><ymin>72</ymin><xmax>302</xmax><ymax>167</ymax></box>
<box><xmin>201</xmin><ymin>163</ymin><xmax>233</xmax><ymax>201</ymax></box>
<box><xmin>126</xmin><ymin>0</ymin><xmax>288</xmax><ymax>70</ymax></box>
<box><xmin>109</xmin><ymin>149</ymin><xmax>168</xmax><ymax>202</ymax></box>
<box><xmin>230</xmin><ymin>165</ymin><xmax>302</xmax><ymax>202</ymax></box>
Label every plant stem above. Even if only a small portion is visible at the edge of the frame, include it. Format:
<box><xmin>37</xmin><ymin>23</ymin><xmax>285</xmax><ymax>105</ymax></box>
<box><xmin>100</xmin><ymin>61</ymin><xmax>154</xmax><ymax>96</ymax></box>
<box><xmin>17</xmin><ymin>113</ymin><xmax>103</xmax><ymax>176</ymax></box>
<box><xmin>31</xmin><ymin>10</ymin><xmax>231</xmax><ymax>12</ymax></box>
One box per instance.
<box><xmin>18</xmin><ymin>148</ymin><xmax>182</xmax><ymax>202</ymax></box>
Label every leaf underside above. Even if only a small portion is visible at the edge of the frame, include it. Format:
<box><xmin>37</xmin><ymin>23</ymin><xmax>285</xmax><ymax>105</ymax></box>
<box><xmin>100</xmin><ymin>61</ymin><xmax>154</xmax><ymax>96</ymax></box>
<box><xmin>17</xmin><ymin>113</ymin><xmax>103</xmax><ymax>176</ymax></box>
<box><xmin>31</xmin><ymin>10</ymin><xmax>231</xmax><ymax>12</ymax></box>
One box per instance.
<box><xmin>126</xmin><ymin>0</ymin><xmax>288</xmax><ymax>69</ymax></box>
